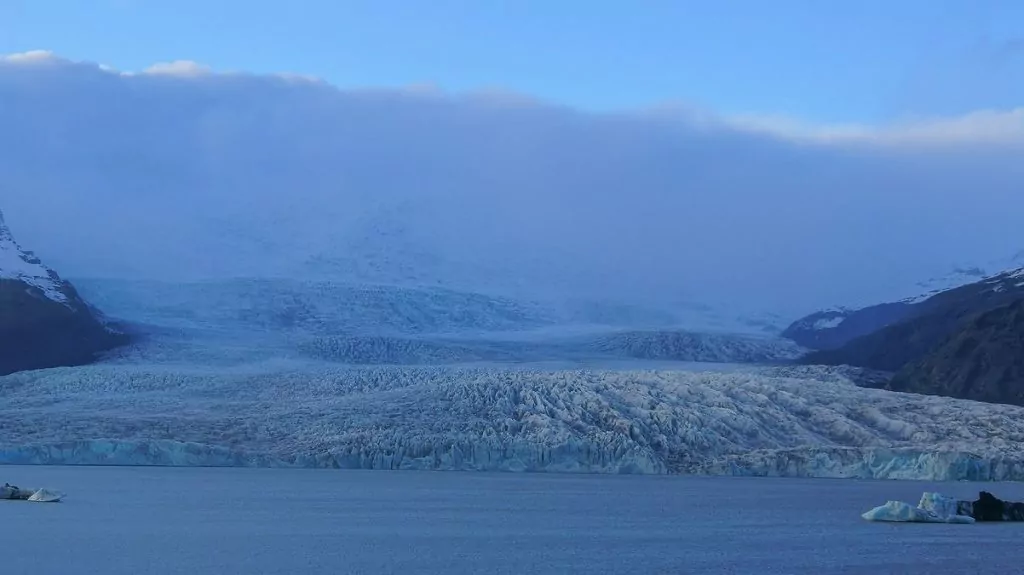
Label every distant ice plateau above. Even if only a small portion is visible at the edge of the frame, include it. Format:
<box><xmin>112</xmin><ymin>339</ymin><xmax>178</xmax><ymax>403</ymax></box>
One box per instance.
<box><xmin>4</xmin><ymin>361</ymin><xmax>1024</xmax><ymax>481</ymax></box>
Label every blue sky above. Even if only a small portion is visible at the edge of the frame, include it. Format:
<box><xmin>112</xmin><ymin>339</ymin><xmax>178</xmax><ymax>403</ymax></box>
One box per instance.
<box><xmin>1</xmin><ymin>0</ymin><xmax>1021</xmax><ymax>123</ymax></box>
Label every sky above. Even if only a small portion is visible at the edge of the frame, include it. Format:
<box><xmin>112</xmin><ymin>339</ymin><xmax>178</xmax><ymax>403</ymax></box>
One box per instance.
<box><xmin>1</xmin><ymin>0</ymin><xmax>1023</xmax><ymax>123</ymax></box>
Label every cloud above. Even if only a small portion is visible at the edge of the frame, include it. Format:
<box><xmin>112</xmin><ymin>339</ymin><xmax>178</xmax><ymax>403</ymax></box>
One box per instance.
<box><xmin>721</xmin><ymin>109</ymin><xmax>1024</xmax><ymax>145</ymax></box>
<box><xmin>142</xmin><ymin>60</ymin><xmax>212</xmax><ymax>77</ymax></box>
<box><xmin>1</xmin><ymin>50</ymin><xmax>61</xmax><ymax>64</ymax></box>
<box><xmin>0</xmin><ymin>50</ymin><xmax>1022</xmax><ymax>315</ymax></box>
<box><xmin>639</xmin><ymin>101</ymin><xmax>1024</xmax><ymax>146</ymax></box>
<box><xmin>3</xmin><ymin>50</ymin><xmax>1022</xmax><ymax>145</ymax></box>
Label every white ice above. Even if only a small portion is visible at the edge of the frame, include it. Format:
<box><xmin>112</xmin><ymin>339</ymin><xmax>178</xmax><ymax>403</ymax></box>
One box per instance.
<box><xmin>862</xmin><ymin>492</ymin><xmax>974</xmax><ymax>524</ymax></box>
<box><xmin>26</xmin><ymin>488</ymin><xmax>63</xmax><ymax>502</ymax></box>
<box><xmin>4</xmin><ymin>359</ymin><xmax>1024</xmax><ymax>480</ymax></box>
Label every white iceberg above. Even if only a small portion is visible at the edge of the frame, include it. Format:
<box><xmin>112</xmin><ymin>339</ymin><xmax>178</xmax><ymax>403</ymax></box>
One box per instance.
<box><xmin>862</xmin><ymin>492</ymin><xmax>974</xmax><ymax>524</ymax></box>
<box><xmin>26</xmin><ymin>489</ymin><xmax>64</xmax><ymax>503</ymax></box>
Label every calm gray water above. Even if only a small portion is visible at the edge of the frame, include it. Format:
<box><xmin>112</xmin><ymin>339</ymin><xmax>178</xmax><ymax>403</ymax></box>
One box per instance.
<box><xmin>4</xmin><ymin>466</ymin><xmax>1024</xmax><ymax>574</ymax></box>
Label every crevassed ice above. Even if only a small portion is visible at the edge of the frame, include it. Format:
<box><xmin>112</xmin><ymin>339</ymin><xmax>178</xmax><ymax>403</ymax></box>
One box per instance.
<box><xmin>4</xmin><ymin>363</ymin><xmax>1024</xmax><ymax>479</ymax></box>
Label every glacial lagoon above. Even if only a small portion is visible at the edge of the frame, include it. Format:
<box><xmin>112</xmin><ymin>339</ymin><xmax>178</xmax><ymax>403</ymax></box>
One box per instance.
<box><xmin>5</xmin><ymin>466</ymin><xmax>1024</xmax><ymax>574</ymax></box>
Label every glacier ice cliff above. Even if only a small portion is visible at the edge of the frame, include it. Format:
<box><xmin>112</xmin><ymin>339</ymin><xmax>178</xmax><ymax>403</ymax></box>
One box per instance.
<box><xmin>4</xmin><ymin>363</ymin><xmax>1024</xmax><ymax>480</ymax></box>
<box><xmin>696</xmin><ymin>447</ymin><xmax>1024</xmax><ymax>481</ymax></box>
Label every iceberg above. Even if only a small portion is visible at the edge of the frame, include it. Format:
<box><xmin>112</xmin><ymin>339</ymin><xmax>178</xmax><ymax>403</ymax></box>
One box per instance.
<box><xmin>1</xmin><ymin>483</ymin><xmax>63</xmax><ymax>503</ymax></box>
<box><xmin>862</xmin><ymin>492</ymin><xmax>974</xmax><ymax>524</ymax></box>
<box><xmin>863</xmin><ymin>491</ymin><xmax>1024</xmax><ymax>523</ymax></box>
<box><xmin>862</xmin><ymin>500</ymin><xmax>975</xmax><ymax>524</ymax></box>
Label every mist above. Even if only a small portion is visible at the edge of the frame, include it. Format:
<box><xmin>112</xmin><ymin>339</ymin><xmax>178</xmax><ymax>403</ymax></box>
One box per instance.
<box><xmin>1</xmin><ymin>52</ymin><xmax>1023</xmax><ymax>316</ymax></box>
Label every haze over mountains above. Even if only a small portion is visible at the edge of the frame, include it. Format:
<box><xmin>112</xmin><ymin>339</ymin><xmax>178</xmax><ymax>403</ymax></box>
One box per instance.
<box><xmin>2</xmin><ymin>51</ymin><xmax>1024</xmax><ymax>319</ymax></box>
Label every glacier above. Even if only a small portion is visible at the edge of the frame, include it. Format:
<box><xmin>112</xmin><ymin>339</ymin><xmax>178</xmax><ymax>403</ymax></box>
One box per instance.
<box><xmin>65</xmin><ymin>276</ymin><xmax>805</xmax><ymax>368</ymax></box>
<box><xmin>0</xmin><ymin>254</ymin><xmax>1017</xmax><ymax>482</ymax></box>
<box><xmin>297</xmin><ymin>330</ymin><xmax>804</xmax><ymax>366</ymax></box>
<box><xmin>4</xmin><ymin>361</ymin><xmax>1024</xmax><ymax>480</ymax></box>
<box><xmin>71</xmin><ymin>277</ymin><xmax>791</xmax><ymax>337</ymax></box>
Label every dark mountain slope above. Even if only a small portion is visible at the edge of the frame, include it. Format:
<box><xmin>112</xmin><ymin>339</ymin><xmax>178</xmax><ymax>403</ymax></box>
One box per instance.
<box><xmin>781</xmin><ymin>302</ymin><xmax>914</xmax><ymax>351</ymax></box>
<box><xmin>799</xmin><ymin>268</ymin><xmax>1024</xmax><ymax>371</ymax></box>
<box><xmin>0</xmin><ymin>209</ymin><xmax>129</xmax><ymax>376</ymax></box>
<box><xmin>887</xmin><ymin>298</ymin><xmax>1024</xmax><ymax>406</ymax></box>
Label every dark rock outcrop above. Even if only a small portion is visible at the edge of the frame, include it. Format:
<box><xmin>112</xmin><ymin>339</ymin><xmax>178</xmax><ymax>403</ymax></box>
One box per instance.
<box><xmin>1</xmin><ymin>483</ymin><xmax>33</xmax><ymax>500</ymax></box>
<box><xmin>966</xmin><ymin>491</ymin><xmax>1024</xmax><ymax>522</ymax></box>
<box><xmin>887</xmin><ymin>298</ymin><xmax>1024</xmax><ymax>406</ymax></box>
<box><xmin>0</xmin><ymin>209</ymin><xmax>128</xmax><ymax>376</ymax></box>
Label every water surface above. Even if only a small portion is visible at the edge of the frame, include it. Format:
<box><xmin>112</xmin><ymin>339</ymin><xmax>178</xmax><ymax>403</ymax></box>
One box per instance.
<box><xmin>4</xmin><ymin>466</ymin><xmax>1023</xmax><ymax>574</ymax></box>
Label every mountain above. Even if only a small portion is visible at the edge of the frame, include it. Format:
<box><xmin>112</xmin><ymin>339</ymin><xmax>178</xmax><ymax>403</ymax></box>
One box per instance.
<box><xmin>784</xmin><ymin>253</ymin><xmax>1024</xmax><ymax>352</ymax></box>
<box><xmin>781</xmin><ymin>302</ymin><xmax>914</xmax><ymax>351</ymax></box>
<box><xmin>902</xmin><ymin>252</ymin><xmax>1024</xmax><ymax>304</ymax></box>
<box><xmin>887</xmin><ymin>298</ymin><xmax>1024</xmax><ymax>406</ymax></box>
<box><xmin>0</xmin><ymin>209</ymin><xmax>128</xmax><ymax>375</ymax></box>
<box><xmin>796</xmin><ymin>267</ymin><xmax>1024</xmax><ymax>372</ymax></box>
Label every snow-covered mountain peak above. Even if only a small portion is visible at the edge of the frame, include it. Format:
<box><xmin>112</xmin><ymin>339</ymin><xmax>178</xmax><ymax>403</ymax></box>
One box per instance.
<box><xmin>0</xmin><ymin>208</ymin><xmax>10</xmax><ymax>240</ymax></box>
<box><xmin>899</xmin><ymin>251</ymin><xmax>1024</xmax><ymax>304</ymax></box>
<box><xmin>0</xmin><ymin>209</ymin><xmax>69</xmax><ymax>304</ymax></box>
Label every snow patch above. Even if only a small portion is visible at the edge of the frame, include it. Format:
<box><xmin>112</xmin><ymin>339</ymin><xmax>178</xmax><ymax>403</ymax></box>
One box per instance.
<box><xmin>900</xmin><ymin>259</ymin><xmax>1024</xmax><ymax>304</ymax></box>
<box><xmin>0</xmin><ymin>210</ymin><xmax>68</xmax><ymax>304</ymax></box>
<box><xmin>812</xmin><ymin>316</ymin><xmax>845</xmax><ymax>329</ymax></box>
<box><xmin>786</xmin><ymin>310</ymin><xmax>850</xmax><ymax>334</ymax></box>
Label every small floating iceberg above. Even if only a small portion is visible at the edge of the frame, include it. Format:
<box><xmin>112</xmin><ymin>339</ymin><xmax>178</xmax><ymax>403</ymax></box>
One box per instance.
<box><xmin>1</xmin><ymin>483</ymin><xmax>64</xmax><ymax>503</ymax></box>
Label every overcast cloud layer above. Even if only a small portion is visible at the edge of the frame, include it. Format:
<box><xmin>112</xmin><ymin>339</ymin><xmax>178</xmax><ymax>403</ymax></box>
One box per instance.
<box><xmin>1</xmin><ymin>52</ymin><xmax>1023</xmax><ymax>315</ymax></box>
